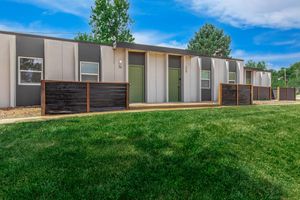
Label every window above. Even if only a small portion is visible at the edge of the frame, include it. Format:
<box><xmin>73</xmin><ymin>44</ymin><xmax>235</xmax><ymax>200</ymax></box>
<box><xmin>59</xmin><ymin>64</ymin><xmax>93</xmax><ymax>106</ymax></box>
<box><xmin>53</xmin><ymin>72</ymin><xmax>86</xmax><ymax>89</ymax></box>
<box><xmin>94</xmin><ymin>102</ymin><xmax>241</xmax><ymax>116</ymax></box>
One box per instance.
<box><xmin>80</xmin><ymin>62</ymin><xmax>99</xmax><ymax>82</ymax></box>
<box><xmin>18</xmin><ymin>57</ymin><xmax>43</xmax><ymax>85</ymax></box>
<box><xmin>201</xmin><ymin>70</ymin><xmax>210</xmax><ymax>89</ymax></box>
<box><xmin>229</xmin><ymin>72</ymin><xmax>236</xmax><ymax>84</ymax></box>
<box><xmin>246</xmin><ymin>71</ymin><xmax>252</xmax><ymax>84</ymax></box>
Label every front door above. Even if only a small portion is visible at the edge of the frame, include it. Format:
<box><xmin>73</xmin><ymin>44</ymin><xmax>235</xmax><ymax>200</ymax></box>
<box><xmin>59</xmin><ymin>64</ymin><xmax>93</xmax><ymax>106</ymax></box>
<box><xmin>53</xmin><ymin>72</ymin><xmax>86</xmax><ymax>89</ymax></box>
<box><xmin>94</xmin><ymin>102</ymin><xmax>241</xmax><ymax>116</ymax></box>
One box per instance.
<box><xmin>129</xmin><ymin>65</ymin><xmax>145</xmax><ymax>103</ymax></box>
<box><xmin>169</xmin><ymin>68</ymin><xmax>181</xmax><ymax>102</ymax></box>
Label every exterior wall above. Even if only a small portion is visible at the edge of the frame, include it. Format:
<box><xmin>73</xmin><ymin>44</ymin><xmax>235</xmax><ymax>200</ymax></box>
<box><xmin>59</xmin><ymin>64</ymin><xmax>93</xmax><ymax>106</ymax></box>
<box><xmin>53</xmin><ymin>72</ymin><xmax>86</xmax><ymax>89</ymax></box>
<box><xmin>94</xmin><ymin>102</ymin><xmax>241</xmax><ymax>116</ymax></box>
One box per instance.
<box><xmin>212</xmin><ymin>58</ymin><xmax>227</xmax><ymax>101</ymax></box>
<box><xmin>44</xmin><ymin>39</ymin><xmax>78</xmax><ymax>81</ymax></box>
<box><xmin>16</xmin><ymin>35</ymin><xmax>44</xmax><ymax>106</ymax></box>
<box><xmin>183</xmin><ymin>56</ymin><xmax>199</xmax><ymax>102</ymax></box>
<box><xmin>261</xmin><ymin>72</ymin><xmax>272</xmax><ymax>87</ymax></box>
<box><xmin>237</xmin><ymin>61</ymin><xmax>244</xmax><ymax>84</ymax></box>
<box><xmin>147</xmin><ymin>52</ymin><xmax>166</xmax><ymax>103</ymax></box>
<box><xmin>114</xmin><ymin>48</ymin><xmax>126</xmax><ymax>82</ymax></box>
<box><xmin>78</xmin><ymin>42</ymin><xmax>101</xmax><ymax>81</ymax></box>
<box><xmin>0</xmin><ymin>34</ymin><xmax>16</xmax><ymax>108</ymax></box>
<box><xmin>201</xmin><ymin>57</ymin><xmax>212</xmax><ymax>101</ymax></box>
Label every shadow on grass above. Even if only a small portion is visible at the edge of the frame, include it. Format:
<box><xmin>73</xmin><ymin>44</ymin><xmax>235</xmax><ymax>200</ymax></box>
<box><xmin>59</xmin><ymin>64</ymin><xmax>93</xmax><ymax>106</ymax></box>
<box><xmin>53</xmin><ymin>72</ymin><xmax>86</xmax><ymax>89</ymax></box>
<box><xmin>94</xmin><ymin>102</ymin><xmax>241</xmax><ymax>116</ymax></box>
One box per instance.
<box><xmin>119</xmin><ymin>132</ymin><xmax>284</xmax><ymax>200</ymax></box>
<box><xmin>1</xmin><ymin>122</ymin><xmax>285</xmax><ymax>200</ymax></box>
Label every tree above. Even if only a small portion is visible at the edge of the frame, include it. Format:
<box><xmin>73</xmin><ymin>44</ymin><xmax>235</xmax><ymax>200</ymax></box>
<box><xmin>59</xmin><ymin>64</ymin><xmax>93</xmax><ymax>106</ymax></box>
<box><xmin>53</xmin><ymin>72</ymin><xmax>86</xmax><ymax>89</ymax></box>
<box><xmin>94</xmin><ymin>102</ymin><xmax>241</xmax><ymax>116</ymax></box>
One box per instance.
<box><xmin>245</xmin><ymin>60</ymin><xmax>267</xmax><ymax>70</ymax></box>
<box><xmin>75</xmin><ymin>0</ymin><xmax>134</xmax><ymax>44</ymax></box>
<box><xmin>270</xmin><ymin>62</ymin><xmax>300</xmax><ymax>88</ymax></box>
<box><xmin>187</xmin><ymin>24</ymin><xmax>231</xmax><ymax>57</ymax></box>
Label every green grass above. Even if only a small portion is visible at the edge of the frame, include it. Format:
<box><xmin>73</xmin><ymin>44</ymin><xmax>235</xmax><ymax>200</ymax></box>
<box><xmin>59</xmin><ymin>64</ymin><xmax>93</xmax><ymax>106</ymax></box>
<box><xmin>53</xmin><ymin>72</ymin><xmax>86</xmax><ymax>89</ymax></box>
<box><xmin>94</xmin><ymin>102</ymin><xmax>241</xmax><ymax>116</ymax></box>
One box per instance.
<box><xmin>1</xmin><ymin>105</ymin><xmax>300</xmax><ymax>200</ymax></box>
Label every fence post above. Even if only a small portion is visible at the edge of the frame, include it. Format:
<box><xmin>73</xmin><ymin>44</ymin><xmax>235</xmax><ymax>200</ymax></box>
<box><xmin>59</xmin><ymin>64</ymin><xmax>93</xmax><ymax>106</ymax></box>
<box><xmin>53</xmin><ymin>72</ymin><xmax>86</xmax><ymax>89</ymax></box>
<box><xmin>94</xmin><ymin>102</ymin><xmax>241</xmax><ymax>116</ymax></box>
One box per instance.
<box><xmin>250</xmin><ymin>85</ymin><xmax>253</xmax><ymax>105</ymax></box>
<box><xmin>86</xmin><ymin>82</ymin><xmax>90</xmax><ymax>113</ymax></box>
<box><xmin>126</xmin><ymin>83</ymin><xmax>129</xmax><ymax>109</ymax></box>
<box><xmin>41</xmin><ymin>80</ymin><xmax>46</xmax><ymax>116</ymax></box>
<box><xmin>269</xmin><ymin>87</ymin><xmax>272</xmax><ymax>100</ymax></box>
<box><xmin>277</xmin><ymin>87</ymin><xmax>280</xmax><ymax>101</ymax></box>
<box><xmin>219</xmin><ymin>83</ymin><xmax>222</xmax><ymax>106</ymax></box>
<box><xmin>295</xmin><ymin>88</ymin><xmax>297</xmax><ymax>101</ymax></box>
<box><xmin>236</xmin><ymin>84</ymin><xmax>239</xmax><ymax>105</ymax></box>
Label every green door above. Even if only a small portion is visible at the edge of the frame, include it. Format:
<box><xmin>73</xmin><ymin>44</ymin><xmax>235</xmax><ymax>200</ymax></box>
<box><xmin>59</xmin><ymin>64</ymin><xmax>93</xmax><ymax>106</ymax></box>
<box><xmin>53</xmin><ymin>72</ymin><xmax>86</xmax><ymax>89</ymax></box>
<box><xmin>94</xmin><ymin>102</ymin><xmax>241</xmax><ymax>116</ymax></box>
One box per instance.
<box><xmin>129</xmin><ymin>65</ymin><xmax>145</xmax><ymax>103</ymax></box>
<box><xmin>169</xmin><ymin>68</ymin><xmax>181</xmax><ymax>102</ymax></box>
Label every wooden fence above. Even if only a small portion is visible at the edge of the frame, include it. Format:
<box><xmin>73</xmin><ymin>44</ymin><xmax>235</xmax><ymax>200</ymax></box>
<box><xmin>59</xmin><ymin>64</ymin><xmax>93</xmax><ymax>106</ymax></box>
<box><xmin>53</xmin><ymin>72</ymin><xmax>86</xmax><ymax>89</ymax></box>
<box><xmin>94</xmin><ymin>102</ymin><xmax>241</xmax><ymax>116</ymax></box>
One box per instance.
<box><xmin>219</xmin><ymin>84</ymin><xmax>253</xmax><ymax>106</ymax></box>
<box><xmin>253</xmin><ymin>86</ymin><xmax>272</xmax><ymax>100</ymax></box>
<box><xmin>277</xmin><ymin>87</ymin><xmax>296</xmax><ymax>101</ymax></box>
<box><xmin>41</xmin><ymin>80</ymin><xmax>129</xmax><ymax>115</ymax></box>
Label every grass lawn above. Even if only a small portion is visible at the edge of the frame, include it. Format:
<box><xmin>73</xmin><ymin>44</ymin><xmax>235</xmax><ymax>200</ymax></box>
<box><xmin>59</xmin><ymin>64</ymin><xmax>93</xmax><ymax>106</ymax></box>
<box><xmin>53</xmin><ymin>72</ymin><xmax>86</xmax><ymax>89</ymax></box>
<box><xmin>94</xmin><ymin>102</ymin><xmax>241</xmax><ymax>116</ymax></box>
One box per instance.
<box><xmin>1</xmin><ymin>105</ymin><xmax>300</xmax><ymax>199</ymax></box>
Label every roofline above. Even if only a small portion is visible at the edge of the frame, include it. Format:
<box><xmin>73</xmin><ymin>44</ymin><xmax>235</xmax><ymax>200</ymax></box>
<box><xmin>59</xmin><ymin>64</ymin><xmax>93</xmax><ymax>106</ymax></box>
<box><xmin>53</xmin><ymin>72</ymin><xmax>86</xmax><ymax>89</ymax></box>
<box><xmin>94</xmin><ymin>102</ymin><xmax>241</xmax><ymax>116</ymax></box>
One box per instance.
<box><xmin>0</xmin><ymin>30</ymin><xmax>244</xmax><ymax>61</ymax></box>
<box><xmin>117</xmin><ymin>42</ymin><xmax>244</xmax><ymax>61</ymax></box>
<box><xmin>0</xmin><ymin>30</ymin><xmax>113</xmax><ymax>47</ymax></box>
<box><xmin>244</xmin><ymin>67</ymin><xmax>272</xmax><ymax>73</ymax></box>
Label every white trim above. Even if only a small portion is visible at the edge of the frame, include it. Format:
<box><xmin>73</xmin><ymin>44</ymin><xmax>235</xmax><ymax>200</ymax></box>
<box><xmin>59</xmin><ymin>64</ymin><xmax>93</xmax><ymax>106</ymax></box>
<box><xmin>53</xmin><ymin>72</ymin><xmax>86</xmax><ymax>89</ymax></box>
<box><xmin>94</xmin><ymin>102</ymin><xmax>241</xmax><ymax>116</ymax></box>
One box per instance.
<box><xmin>80</xmin><ymin>61</ymin><xmax>100</xmax><ymax>82</ymax></box>
<box><xmin>18</xmin><ymin>56</ymin><xmax>44</xmax><ymax>86</ymax></box>
<box><xmin>201</xmin><ymin>70</ymin><xmax>210</xmax><ymax>89</ymax></box>
<box><xmin>9</xmin><ymin>35</ymin><xmax>16</xmax><ymax>107</ymax></box>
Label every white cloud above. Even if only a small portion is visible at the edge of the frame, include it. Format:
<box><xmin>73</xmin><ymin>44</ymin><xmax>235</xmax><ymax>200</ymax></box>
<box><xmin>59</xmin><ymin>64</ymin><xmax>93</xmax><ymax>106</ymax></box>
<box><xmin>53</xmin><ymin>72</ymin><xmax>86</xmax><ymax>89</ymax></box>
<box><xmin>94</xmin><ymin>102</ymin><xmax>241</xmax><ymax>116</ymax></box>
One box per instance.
<box><xmin>0</xmin><ymin>21</ymin><xmax>78</xmax><ymax>38</ymax></box>
<box><xmin>177</xmin><ymin>0</ymin><xmax>300</xmax><ymax>29</ymax></box>
<box><xmin>232</xmin><ymin>49</ymin><xmax>300</xmax><ymax>69</ymax></box>
<box><xmin>134</xmin><ymin>31</ymin><xmax>187</xmax><ymax>49</ymax></box>
<box><xmin>9</xmin><ymin>0</ymin><xmax>93</xmax><ymax>17</ymax></box>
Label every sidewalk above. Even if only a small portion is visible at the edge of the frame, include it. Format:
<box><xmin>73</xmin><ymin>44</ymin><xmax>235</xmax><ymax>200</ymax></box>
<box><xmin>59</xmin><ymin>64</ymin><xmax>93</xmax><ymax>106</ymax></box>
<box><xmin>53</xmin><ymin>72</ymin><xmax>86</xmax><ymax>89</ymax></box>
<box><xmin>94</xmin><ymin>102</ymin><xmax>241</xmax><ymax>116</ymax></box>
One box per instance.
<box><xmin>1</xmin><ymin>101</ymin><xmax>300</xmax><ymax>125</ymax></box>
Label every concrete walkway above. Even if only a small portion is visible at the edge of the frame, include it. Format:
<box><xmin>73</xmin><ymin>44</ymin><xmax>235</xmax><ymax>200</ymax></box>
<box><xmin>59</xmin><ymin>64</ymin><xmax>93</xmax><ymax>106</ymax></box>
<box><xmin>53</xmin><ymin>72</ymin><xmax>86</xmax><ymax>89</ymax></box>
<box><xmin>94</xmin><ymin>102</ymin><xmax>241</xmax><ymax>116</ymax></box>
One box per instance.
<box><xmin>1</xmin><ymin>101</ymin><xmax>300</xmax><ymax>125</ymax></box>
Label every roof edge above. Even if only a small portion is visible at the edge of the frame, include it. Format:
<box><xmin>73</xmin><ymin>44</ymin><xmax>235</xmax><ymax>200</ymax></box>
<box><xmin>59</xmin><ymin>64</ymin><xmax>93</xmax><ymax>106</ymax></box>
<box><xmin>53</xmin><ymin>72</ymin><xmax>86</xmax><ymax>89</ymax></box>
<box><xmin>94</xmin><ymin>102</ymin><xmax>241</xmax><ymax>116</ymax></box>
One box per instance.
<box><xmin>244</xmin><ymin>67</ymin><xmax>272</xmax><ymax>72</ymax></box>
<box><xmin>0</xmin><ymin>30</ymin><xmax>244</xmax><ymax>61</ymax></box>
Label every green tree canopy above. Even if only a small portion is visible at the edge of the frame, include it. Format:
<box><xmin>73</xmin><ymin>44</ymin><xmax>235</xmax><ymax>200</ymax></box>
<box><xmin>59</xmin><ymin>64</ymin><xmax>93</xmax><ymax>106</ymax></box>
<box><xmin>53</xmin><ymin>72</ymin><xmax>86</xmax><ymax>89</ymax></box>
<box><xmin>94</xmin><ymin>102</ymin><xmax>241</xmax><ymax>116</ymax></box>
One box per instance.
<box><xmin>245</xmin><ymin>60</ymin><xmax>267</xmax><ymax>70</ymax></box>
<box><xmin>75</xmin><ymin>0</ymin><xmax>134</xmax><ymax>44</ymax></box>
<box><xmin>187</xmin><ymin>24</ymin><xmax>231</xmax><ymax>57</ymax></box>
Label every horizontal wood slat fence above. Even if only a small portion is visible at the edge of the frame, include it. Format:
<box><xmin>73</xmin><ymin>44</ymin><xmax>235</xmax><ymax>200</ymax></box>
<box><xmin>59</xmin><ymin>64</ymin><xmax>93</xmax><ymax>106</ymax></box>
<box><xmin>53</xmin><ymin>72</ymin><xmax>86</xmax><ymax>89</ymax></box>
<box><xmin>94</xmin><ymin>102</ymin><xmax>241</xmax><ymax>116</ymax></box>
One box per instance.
<box><xmin>41</xmin><ymin>80</ymin><xmax>129</xmax><ymax>115</ymax></box>
<box><xmin>253</xmin><ymin>86</ymin><xmax>272</xmax><ymax>100</ymax></box>
<box><xmin>219</xmin><ymin>83</ymin><xmax>253</xmax><ymax>106</ymax></box>
<box><xmin>277</xmin><ymin>87</ymin><xmax>296</xmax><ymax>101</ymax></box>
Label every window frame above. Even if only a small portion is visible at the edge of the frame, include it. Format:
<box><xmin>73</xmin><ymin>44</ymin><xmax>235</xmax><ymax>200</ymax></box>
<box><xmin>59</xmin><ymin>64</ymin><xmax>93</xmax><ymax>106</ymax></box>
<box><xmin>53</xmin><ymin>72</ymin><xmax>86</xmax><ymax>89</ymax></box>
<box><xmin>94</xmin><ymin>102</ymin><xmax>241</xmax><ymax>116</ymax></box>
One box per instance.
<box><xmin>201</xmin><ymin>70</ymin><xmax>211</xmax><ymax>89</ymax></box>
<box><xmin>246</xmin><ymin>71</ymin><xmax>252</xmax><ymax>85</ymax></box>
<box><xmin>80</xmin><ymin>61</ymin><xmax>100</xmax><ymax>82</ymax></box>
<box><xmin>229</xmin><ymin>71</ymin><xmax>237</xmax><ymax>84</ymax></box>
<box><xmin>18</xmin><ymin>56</ymin><xmax>44</xmax><ymax>86</ymax></box>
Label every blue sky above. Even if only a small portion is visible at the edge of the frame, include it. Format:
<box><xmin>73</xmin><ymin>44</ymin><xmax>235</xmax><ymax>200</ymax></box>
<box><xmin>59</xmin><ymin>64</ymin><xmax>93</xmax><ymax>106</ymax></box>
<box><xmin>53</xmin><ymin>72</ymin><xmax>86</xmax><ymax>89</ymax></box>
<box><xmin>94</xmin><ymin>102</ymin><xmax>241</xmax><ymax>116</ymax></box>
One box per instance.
<box><xmin>1</xmin><ymin>0</ymin><xmax>300</xmax><ymax>69</ymax></box>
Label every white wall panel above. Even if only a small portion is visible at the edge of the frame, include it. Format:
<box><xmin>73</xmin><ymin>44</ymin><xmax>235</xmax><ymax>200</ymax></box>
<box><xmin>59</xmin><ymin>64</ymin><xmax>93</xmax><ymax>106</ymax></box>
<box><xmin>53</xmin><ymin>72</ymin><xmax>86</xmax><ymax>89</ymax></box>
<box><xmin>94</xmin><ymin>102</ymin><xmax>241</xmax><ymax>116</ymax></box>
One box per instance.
<box><xmin>212</xmin><ymin>58</ymin><xmax>226</xmax><ymax>101</ymax></box>
<box><xmin>45</xmin><ymin>40</ymin><xmax>77</xmax><ymax>81</ymax></box>
<box><xmin>101</xmin><ymin>46</ymin><xmax>115</xmax><ymax>82</ymax></box>
<box><xmin>156</xmin><ymin>54</ymin><xmax>166</xmax><ymax>102</ymax></box>
<box><xmin>45</xmin><ymin>40</ymin><xmax>63</xmax><ymax>80</ymax></box>
<box><xmin>147</xmin><ymin>52</ymin><xmax>166</xmax><ymax>103</ymax></box>
<box><xmin>0</xmin><ymin>34</ymin><xmax>11</xmax><ymax>107</ymax></box>
<box><xmin>190</xmin><ymin>57</ymin><xmax>199</xmax><ymax>102</ymax></box>
<box><xmin>183</xmin><ymin>56</ymin><xmax>191</xmax><ymax>102</ymax></box>
<box><xmin>62</xmin><ymin>42</ymin><xmax>76</xmax><ymax>81</ymax></box>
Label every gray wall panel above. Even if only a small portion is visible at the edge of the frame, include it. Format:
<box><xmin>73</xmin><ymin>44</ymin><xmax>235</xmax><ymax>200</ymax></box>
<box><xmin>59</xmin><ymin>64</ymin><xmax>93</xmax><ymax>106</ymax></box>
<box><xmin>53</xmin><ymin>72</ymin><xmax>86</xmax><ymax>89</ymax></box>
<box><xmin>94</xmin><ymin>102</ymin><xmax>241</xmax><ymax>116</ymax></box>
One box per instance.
<box><xmin>129</xmin><ymin>52</ymin><xmax>145</xmax><ymax>65</ymax></box>
<box><xmin>16</xmin><ymin>35</ymin><xmax>44</xmax><ymax>106</ymax></box>
<box><xmin>168</xmin><ymin>55</ymin><xmax>181</xmax><ymax>68</ymax></box>
<box><xmin>229</xmin><ymin>61</ymin><xmax>237</xmax><ymax>72</ymax></box>
<box><xmin>201</xmin><ymin>57</ymin><xmax>212</xmax><ymax>101</ymax></box>
<box><xmin>78</xmin><ymin>43</ymin><xmax>101</xmax><ymax>63</ymax></box>
<box><xmin>78</xmin><ymin>42</ymin><xmax>101</xmax><ymax>81</ymax></box>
